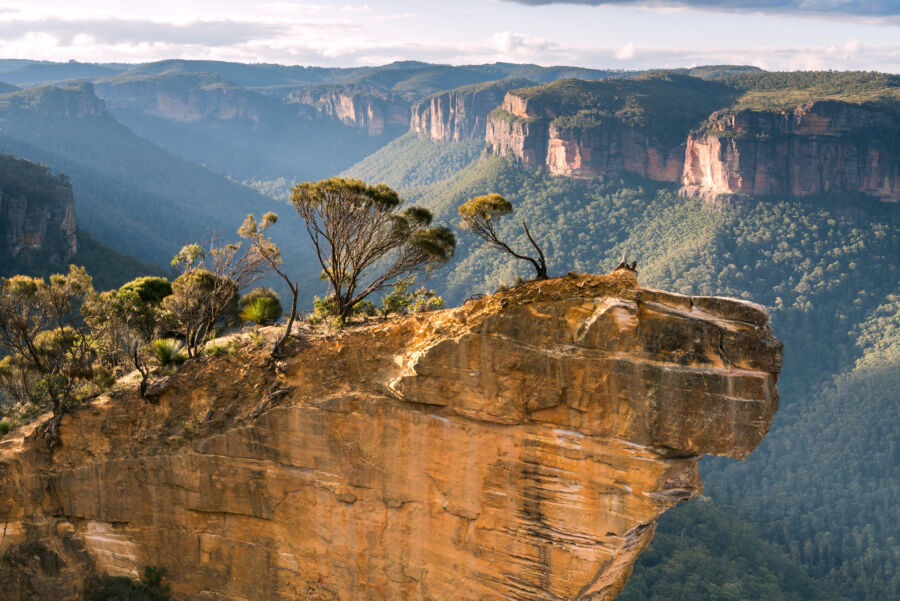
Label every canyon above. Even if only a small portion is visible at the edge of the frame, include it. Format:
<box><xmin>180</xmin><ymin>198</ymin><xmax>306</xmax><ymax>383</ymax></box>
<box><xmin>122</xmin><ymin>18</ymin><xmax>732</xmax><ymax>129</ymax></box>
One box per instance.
<box><xmin>0</xmin><ymin>271</ymin><xmax>781</xmax><ymax>601</ymax></box>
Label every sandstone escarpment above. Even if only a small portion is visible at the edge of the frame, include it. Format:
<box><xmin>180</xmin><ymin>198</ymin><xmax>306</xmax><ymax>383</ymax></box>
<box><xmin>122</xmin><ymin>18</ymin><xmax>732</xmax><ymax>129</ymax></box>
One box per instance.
<box><xmin>546</xmin><ymin>121</ymin><xmax>684</xmax><ymax>180</ymax></box>
<box><xmin>290</xmin><ymin>88</ymin><xmax>409</xmax><ymax>136</ymax></box>
<box><xmin>681</xmin><ymin>101</ymin><xmax>900</xmax><ymax>201</ymax></box>
<box><xmin>0</xmin><ymin>82</ymin><xmax>104</xmax><ymax>119</ymax></box>
<box><xmin>0</xmin><ymin>271</ymin><xmax>781</xmax><ymax>601</ymax></box>
<box><xmin>0</xmin><ymin>155</ymin><xmax>77</xmax><ymax>267</ymax></box>
<box><xmin>411</xmin><ymin>79</ymin><xmax>532</xmax><ymax>141</ymax></box>
<box><xmin>486</xmin><ymin>91</ymin><xmax>684</xmax><ymax>181</ymax></box>
<box><xmin>95</xmin><ymin>75</ymin><xmax>265</xmax><ymax>123</ymax></box>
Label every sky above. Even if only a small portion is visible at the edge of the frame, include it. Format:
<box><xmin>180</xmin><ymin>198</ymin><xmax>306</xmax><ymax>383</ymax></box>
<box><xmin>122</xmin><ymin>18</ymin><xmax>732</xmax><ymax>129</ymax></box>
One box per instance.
<box><xmin>1</xmin><ymin>0</ymin><xmax>900</xmax><ymax>71</ymax></box>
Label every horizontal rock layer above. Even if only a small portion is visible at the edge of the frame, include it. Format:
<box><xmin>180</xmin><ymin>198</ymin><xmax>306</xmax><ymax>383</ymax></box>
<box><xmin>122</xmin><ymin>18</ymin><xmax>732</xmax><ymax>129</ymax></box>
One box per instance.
<box><xmin>411</xmin><ymin>79</ymin><xmax>532</xmax><ymax>142</ymax></box>
<box><xmin>0</xmin><ymin>272</ymin><xmax>781</xmax><ymax>601</ymax></box>
<box><xmin>681</xmin><ymin>101</ymin><xmax>900</xmax><ymax>202</ymax></box>
<box><xmin>486</xmin><ymin>93</ymin><xmax>900</xmax><ymax>201</ymax></box>
<box><xmin>290</xmin><ymin>89</ymin><xmax>410</xmax><ymax>136</ymax></box>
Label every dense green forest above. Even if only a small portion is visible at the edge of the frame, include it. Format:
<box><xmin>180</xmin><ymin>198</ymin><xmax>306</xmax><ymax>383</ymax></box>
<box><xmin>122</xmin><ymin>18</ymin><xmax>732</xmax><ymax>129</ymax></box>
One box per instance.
<box><xmin>347</xmin><ymin>142</ymin><xmax>899</xmax><ymax>601</ymax></box>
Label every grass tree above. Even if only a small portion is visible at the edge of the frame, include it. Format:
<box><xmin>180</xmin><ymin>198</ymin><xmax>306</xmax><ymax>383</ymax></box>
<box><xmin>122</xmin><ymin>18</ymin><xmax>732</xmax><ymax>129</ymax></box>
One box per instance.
<box><xmin>458</xmin><ymin>193</ymin><xmax>548</xmax><ymax>280</ymax></box>
<box><xmin>291</xmin><ymin>177</ymin><xmax>456</xmax><ymax>320</ymax></box>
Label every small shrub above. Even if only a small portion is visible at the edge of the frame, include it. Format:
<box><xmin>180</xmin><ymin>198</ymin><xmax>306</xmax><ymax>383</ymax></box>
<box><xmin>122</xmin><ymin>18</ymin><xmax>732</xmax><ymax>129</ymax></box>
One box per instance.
<box><xmin>240</xmin><ymin>297</ymin><xmax>281</xmax><ymax>326</ymax></box>
<box><xmin>0</xmin><ymin>420</ymin><xmax>11</xmax><ymax>436</ymax></box>
<box><xmin>205</xmin><ymin>343</ymin><xmax>224</xmax><ymax>357</ymax></box>
<box><xmin>381</xmin><ymin>280</ymin><xmax>446</xmax><ymax>316</ymax></box>
<box><xmin>353</xmin><ymin>299</ymin><xmax>378</xmax><ymax>317</ymax></box>
<box><xmin>94</xmin><ymin>365</ymin><xmax>116</xmax><ymax>391</ymax></box>
<box><xmin>239</xmin><ymin>287</ymin><xmax>282</xmax><ymax>326</ymax></box>
<box><xmin>311</xmin><ymin>295</ymin><xmax>336</xmax><ymax>321</ymax></box>
<box><xmin>152</xmin><ymin>339</ymin><xmax>187</xmax><ymax>367</ymax></box>
<box><xmin>239</xmin><ymin>287</ymin><xmax>282</xmax><ymax>315</ymax></box>
<box><xmin>410</xmin><ymin>287</ymin><xmax>446</xmax><ymax>313</ymax></box>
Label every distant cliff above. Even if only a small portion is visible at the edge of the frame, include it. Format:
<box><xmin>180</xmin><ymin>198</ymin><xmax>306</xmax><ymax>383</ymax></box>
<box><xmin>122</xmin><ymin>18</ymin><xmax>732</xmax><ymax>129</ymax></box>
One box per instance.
<box><xmin>485</xmin><ymin>76</ymin><xmax>731</xmax><ymax>181</ymax></box>
<box><xmin>483</xmin><ymin>76</ymin><xmax>900</xmax><ymax>202</ymax></box>
<box><xmin>0</xmin><ymin>155</ymin><xmax>77</xmax><ymax>268</ymax></box>
<box><xmin>289</xmin><ymin>87</ymin><xmax>410</xmax><ymax>135</ymax></box>
<box><xmin>94</xmin><ymin>74</ymin><xmax>266</xmax><ymax>123</ymax></box>
<box><xmin>681</xmin><ymin>101</ymin><xmax>900</xmax><ymax>202</ymax></box>
<box><xmin>411</xmin><ymin>78</ymin><xmax>533</xmax><ymax>141</ymax></box>
<box><xmin>0</xmin><ymin>82</ymin><xmax>104</xmax><ymax>119</ymax></box>
<box><xmin>0</xmin><ymin>271</ymin><xmax>781</xmax><ymax>601</ymax></box>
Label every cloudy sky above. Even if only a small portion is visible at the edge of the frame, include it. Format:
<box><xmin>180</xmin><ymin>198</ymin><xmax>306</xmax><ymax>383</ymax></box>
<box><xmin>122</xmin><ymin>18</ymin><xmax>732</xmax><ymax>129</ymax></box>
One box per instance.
<box><xmin>1</xmin><ymin>0</ymin><xmax>899</xmax><ymax>71</ymax></box>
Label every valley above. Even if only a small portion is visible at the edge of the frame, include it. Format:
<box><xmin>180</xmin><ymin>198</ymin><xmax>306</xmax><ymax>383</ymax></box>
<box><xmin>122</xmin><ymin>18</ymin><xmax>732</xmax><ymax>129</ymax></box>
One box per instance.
<box><xmin>0</xmin><ymin>58</ymin><xmax>897</xmax><ymax>601</ymax></box>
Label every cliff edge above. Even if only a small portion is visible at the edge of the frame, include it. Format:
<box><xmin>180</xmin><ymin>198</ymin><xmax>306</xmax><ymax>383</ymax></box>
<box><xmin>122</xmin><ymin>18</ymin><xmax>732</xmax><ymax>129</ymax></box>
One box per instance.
<box><xmin>0</xmin><ymin>271</ymin><xmax>781</xmax><ymax>601</ymax></box>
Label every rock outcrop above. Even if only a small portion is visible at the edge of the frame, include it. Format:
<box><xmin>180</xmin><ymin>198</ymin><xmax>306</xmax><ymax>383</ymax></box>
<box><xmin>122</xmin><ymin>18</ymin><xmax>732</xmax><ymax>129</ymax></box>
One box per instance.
<box><xmin>0</xmin><ymin>272</ymin><xmax>781</xmax><ymax>601</ymax></box>
<box><xmin>411</xmin><ymin>79</ymin><xmax>532</xmax><ymax>141</ymax></box>
<box><xmin>290</xmin><ymin>88</ymin><xmax>410</xmax><ymax>136</ymax></box>
<box><xmin>0</xmin><ymin>155</ymin><xmax>77</xmax><ymax>267</ymax></box>
<box><xmin>682</xmin><ymin>101</ymin><xmax>900</xmax><ymax>201</ymax></box>
<box><xmin>95</xmin><ymin>75</ymin><xmax>266</xmax><ymax>123</ymax></box>
<box><xmin>486</xmin><ymin>91</ymin><xmax>684</xmax><ymax>181</ymax></box>
<box><xmin>0</xmin><ymin>82</ymin><xmax>104</xmax><ymax>119</ymax></box>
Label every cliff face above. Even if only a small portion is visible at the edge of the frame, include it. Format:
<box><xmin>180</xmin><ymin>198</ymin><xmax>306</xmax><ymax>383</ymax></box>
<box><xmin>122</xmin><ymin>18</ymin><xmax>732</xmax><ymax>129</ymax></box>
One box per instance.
<box><xmin>0</xmin><ymin>82</ymin><xmax>104</xmax><ymax>119</ymax></box>
<box><xmin>411</xmin><ymin>79</ymin><xmax>532</xmax><ymax>141</ymax></box>
<box><xmin>546</xmin><ymin>122</ymin><xmax>684</xmax><ymax>180</ymax></box>
<box><xmin>0</xmin><ymin>272</ymin><xmax>781</xmax><ymax>601</ymax></box>
<box><xmin>95</xmin><ymin>77</ymin><xmax>264</xmax><ymax>123</ymax></box>
<box><xmin>290</xmin><ymin>89</ymin><xmax>410</xmax><ymax>136</ymax></box>
<box><xmin>486</xmin><ymin>92</ymin><xmax>684</xmax><ymax>181</ymax></box>
<box><xmin>0</xmin><ymin>156</ymin><xmax>78</xmax><ymax>267</ymax></box>
<box><xmin>681</xmin><ymin>101</ymin><xmax>900</xmax><ymax>201</ymax></box>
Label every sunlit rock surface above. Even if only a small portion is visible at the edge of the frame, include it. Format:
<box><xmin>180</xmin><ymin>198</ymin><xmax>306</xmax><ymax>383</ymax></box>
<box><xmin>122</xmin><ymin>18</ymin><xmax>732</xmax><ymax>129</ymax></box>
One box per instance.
<box><xmin>0</xmin><ymin>271</ymin><xmax>781</xmax><ymax>601</ymax></box>
<box><xmin>681</xmin><ymin>100</ymin><xmax>900</xmax><ymax>202</ymax></box>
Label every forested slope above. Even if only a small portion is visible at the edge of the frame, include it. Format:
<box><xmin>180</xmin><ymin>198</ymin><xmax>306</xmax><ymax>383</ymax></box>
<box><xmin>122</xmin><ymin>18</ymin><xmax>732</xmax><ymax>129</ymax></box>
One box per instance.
<box><xmin>346</xmin><ymin>141</ymin><xmax>900</xmax><ymax>600</ymax></box>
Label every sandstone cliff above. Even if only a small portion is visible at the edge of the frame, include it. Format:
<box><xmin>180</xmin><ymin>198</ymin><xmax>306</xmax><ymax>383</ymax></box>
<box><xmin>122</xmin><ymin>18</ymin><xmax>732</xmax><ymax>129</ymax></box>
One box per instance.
<box><xmin>485</xmin><ymin>96</ymin><xmax>684</xmax><ymax>181</ymax></box>
<box><xmin>681</xmin><ymin>101</ymin><xmax>900</xmax><ymax>202</ymax></box>
<box><xmin>0</xmin><ymin>82</ymin><xmax>104</xmax><ymax>119</ymax></box>
<box><xmin>0</xmin><ymin>155</ymin><xmax>77</xmax><ymax>267</ymax></box>
<box><xmin>0</xmin><ymin>272</ymin><xmax>781</xmax><ymax>601</ymax></box>
<box><xmin>95</xmin><ymin>74</ymin><xmax>266</xmax><ymax>123</ymax></box>
<box><xmin>411</xmin><ymin>79</ymin><xmax>532</xmax><ymax>142</ymax></box>
<box><xmin>290</xmin><ymin>88</ymin><xmax>410</xmax><ymax>136</ymax></box>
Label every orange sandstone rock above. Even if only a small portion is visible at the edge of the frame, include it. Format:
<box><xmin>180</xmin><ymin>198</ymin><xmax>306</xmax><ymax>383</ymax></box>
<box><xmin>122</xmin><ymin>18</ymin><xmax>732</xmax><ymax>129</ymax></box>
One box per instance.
<box><xmin>0</xmin><ymin>271</ymin><xmax>780</xmax><ymax>601</ymax></box>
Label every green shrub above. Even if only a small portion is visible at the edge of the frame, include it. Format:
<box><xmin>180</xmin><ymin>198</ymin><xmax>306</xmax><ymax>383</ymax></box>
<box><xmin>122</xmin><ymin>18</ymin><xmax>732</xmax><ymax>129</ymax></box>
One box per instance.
<box><xmin>239</xmin><ymin>287</ymin><xmax>282</xmax><ymax>319</ymax></box>
<box><xmin>0</xmin><ymin>420</ymin><xmax>11</xmax><ymax>436</ymax></box>
<box><xmin>380</xmin><ymin>280</ymin><xmax>446</xmax><ymax>316</ymax></box>
<box><xmin>119</xmin><ymin>277</ymin><xmax>173</xmax><ymax>305</ymax></box>
<box><xmin>352</xmin><ymin>299</ymin><xmax>378</xmax><ymax>316</ymax></box>
<box><xmin>93</xmin><ymin>365</ymin><xmax>116</xmax><ymax>390</ymax></box>
<box><xmin>152</xmin><ymin>339</ymin><xmax>186</xmax><ymax>367</ymax></box>
<box><xmin>239</xmin><ymin>297</ymin><xmax>282</xmax><ymax>326</ymax></box>
<box><xmin>309</xmin><ymin>295</ymin><xmax>337</xmax><ymax>325</ymax></box>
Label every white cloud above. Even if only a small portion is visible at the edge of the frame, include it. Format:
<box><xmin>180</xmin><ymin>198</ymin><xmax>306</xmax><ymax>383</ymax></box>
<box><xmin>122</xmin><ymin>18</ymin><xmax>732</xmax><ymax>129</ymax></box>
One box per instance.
<box><xmin>615</xmin><ymin>42</ymin><xmax>636</xmax><ymax>59</ymax></box>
